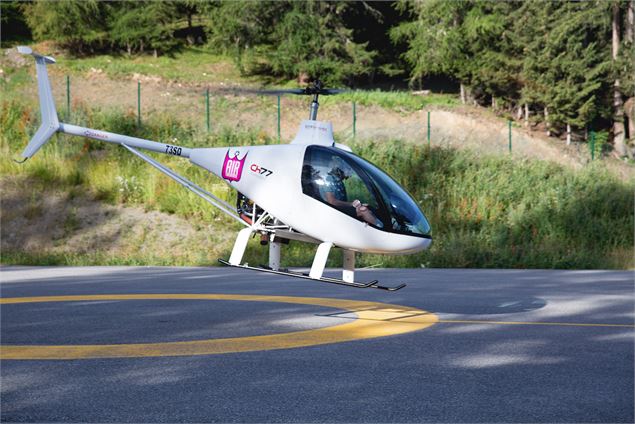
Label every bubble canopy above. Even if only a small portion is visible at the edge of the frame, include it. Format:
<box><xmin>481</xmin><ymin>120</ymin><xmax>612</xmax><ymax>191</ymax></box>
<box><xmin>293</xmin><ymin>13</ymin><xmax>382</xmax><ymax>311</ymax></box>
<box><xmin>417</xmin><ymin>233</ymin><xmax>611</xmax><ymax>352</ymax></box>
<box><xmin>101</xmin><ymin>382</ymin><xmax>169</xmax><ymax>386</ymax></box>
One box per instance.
<box><xmin>301</xmin><ymin>146</ymin><xmax>431</xmax><ymax>238</ymax></box>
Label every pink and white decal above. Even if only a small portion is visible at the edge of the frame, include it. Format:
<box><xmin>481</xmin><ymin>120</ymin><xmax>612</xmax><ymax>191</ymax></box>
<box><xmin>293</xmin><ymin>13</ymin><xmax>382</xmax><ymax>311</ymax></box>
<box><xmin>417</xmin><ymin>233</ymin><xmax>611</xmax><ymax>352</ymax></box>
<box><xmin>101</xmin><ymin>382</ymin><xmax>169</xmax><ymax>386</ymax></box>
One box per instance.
<box><xmin>221</xmin><ymin>149</ymin><xmax>248</xmax><ymax>182</ymax></box>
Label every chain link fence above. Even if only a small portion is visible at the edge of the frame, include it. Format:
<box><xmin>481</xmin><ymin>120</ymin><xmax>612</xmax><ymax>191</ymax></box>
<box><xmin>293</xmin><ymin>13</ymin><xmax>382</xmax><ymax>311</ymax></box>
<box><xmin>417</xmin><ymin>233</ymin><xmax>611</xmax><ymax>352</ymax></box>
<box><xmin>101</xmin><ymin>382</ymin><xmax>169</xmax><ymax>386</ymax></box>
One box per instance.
<box><xmin>48</xmin><ymin>74</ymin><xmax>598</xmax><ymax>166</ymax></box>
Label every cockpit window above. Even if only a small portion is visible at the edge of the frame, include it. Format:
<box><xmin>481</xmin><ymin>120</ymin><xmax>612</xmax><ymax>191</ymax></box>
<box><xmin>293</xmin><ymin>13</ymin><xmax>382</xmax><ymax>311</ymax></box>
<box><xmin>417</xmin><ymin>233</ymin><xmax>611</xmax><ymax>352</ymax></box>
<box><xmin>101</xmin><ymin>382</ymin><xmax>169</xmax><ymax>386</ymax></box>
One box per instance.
<box><xmin>302</xmin><ymin>146</ymin><xmax>431</xmax><ymax>237</ymax></box>
<box><xmin>301</xmin><ymin>149</ymin><xmax>379</xmax><ymax>223</ymax></box>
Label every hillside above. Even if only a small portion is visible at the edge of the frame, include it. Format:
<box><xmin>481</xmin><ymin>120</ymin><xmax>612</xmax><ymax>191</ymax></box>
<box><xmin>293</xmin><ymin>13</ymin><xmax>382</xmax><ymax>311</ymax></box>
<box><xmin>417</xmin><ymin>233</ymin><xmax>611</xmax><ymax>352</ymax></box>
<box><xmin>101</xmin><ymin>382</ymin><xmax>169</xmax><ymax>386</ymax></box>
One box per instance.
<box><xmin>1</xmin><ymin>46</ymin><xmax>633</xmax><ymax>269</ymax></box>
<box><xmin>5</xmin><ymin>46</ymin><xmax>632</xmax><ymax>178</ymax></box>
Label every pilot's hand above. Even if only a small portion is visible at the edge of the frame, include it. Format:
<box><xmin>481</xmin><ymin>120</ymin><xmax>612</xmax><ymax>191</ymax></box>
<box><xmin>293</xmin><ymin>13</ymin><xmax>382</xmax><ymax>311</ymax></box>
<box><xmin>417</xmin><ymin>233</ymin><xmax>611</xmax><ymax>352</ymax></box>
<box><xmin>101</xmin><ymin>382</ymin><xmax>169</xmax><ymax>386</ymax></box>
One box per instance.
<box><xmin>355</xmin><ymin>203</ymin><xmax>373</xmax><ymax>218</ymax></box>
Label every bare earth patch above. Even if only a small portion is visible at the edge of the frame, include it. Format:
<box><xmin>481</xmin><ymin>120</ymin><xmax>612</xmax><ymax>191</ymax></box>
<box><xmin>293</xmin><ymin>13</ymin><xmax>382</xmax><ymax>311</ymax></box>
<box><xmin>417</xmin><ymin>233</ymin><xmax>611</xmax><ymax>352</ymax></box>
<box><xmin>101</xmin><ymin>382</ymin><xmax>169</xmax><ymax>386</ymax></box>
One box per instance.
<box><xmin>1</xmin><ymin>176</ymin><xmax>234</xmax><ymax>264</ymax></box>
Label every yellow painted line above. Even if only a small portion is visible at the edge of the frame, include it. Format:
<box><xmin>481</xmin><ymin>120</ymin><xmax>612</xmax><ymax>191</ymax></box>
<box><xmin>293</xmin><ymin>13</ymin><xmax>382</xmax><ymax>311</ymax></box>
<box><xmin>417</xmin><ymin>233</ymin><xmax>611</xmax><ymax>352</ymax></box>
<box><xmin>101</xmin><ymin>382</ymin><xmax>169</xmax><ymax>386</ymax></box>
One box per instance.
<box><xmin>438</xmin><ymin>319</ymin><xmax>635</xmax><ymax>328</ymax></box>
<box><xmin>0</xmin><ymin>294</ymin><xmax>437</xmax><ymax>360</ymax></box>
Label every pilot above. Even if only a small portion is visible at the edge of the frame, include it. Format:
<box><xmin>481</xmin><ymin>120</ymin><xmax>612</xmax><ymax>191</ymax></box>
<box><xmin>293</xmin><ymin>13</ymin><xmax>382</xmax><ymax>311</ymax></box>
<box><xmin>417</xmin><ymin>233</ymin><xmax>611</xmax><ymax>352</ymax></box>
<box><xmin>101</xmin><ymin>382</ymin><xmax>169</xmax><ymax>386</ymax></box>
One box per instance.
<box><xmin>322</xmin><ymin>158</ymin><xmax>383</xmax><ymax>228</ymax></box>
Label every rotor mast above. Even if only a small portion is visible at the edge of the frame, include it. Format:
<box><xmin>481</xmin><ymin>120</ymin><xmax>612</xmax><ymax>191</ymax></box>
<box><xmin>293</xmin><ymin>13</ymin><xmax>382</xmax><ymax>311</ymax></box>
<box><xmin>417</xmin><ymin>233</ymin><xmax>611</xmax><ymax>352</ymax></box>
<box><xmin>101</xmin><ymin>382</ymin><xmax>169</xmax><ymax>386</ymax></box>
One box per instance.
<box><xmin>308</xmin><ymin>80</ymin><xmax>323</xmax><ymax>120</ymax></box>
<box><xmin>309</xmin><ymin>92</ymin><xmax>320</xmax><ymax>120</ymax></box>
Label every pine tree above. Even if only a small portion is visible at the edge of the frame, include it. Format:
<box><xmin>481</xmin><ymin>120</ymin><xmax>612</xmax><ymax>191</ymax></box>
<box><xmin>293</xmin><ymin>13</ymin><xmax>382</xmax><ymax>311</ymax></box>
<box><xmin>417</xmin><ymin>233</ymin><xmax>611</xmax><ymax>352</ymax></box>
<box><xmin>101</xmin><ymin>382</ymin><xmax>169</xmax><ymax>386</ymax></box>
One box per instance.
<box><xmin>268</xmin><ymin>1</ymin><xmax>376</xmax><ymax>85</ymax></box>
<box><xmin>512</xmin><ymin>1</ymin><xmax>556</xmax><ymax>126</ymax></box>
<box><xmin>204</xmin><ymin>1</ymin><xmax>285</xmax><ymax>75</ymax></box>
<box><xmin>109</xmin><ymin>1</ymin><xmax>179</xmax><ymax>57</ymax></box>
<box><xmin>390</xmin><ymin>0</ymin><xmax>521</xmax><ymax>105</ymax></box>
<box><xmin>24</xmin><ymin>0</ymin><xmax>110</xmax><ymax>54</ymax></box>
<box><xmin>390</xmin><ymin>0</ymin><xmax>468</xmax><ymax>92</ymax></box>
<box><xmin>611</xmin><ymin>0</ymin><xmax>635</xmax><ymax>157</ymax></box>
<box><xmin>518</xmin><ymin>2</ymin><xmax>610</xmax><ymax>137</ymax></box>
<box><xmin>462</xmin><ymin>1</ymin><xmax>522</xmax><ymax>108</ymax></box>
<box><xmin>622</xmin><ymin>0</ymin><xmax>635</xmax><ymax>151</ymax></box>
<box><xmin>204</xmin><ymin>0</ymin><xmax>377</xmax><ymax>85</ymax></box>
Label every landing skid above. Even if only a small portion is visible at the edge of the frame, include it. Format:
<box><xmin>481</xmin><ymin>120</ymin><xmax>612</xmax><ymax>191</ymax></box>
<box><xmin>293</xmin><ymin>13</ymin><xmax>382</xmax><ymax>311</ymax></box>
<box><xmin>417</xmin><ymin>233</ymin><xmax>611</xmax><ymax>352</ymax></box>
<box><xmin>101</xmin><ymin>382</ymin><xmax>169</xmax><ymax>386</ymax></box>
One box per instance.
<box><xmin>218</xmin><ymin>259</ymin><xmax>406</xmax><ymax>291</ymax></box>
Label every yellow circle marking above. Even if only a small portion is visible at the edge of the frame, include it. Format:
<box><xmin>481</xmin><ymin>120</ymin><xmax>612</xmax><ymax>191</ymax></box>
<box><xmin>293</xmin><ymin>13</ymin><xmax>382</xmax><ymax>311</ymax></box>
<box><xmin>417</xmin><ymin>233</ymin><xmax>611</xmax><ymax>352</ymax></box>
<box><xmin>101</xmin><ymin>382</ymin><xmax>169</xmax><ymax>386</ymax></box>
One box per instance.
<box><xmin>0</xmin><ymin>294</ymin><xmax>438</xmax><ymax>360</ymax></box>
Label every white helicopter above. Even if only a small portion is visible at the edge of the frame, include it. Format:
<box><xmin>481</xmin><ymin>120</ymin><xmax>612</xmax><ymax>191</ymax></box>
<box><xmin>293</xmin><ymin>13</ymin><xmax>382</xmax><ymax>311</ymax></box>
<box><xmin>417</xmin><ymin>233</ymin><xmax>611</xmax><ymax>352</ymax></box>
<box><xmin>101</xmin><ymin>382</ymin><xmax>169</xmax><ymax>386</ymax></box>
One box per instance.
<box><xmin>16</xmin><ymin>46</ymin><xmax>432</xmax><ymax>291</ymax></box>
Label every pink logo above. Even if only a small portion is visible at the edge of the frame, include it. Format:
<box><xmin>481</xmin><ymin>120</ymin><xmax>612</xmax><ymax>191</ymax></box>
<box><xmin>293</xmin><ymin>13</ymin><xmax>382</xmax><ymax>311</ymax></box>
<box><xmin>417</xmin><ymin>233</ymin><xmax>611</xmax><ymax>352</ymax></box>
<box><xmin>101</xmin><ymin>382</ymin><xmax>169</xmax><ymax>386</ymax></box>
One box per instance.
<box><xmin>222</xmin><ymin>150</ymin><xmax>247</xmax><ymax>182</ymax></box>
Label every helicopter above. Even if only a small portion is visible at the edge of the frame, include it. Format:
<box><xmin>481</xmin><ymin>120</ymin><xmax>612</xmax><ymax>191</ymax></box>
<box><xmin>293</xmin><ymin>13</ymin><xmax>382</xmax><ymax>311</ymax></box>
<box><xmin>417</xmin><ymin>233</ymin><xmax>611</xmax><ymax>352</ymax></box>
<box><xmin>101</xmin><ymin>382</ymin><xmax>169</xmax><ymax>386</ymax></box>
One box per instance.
<box><xmin>15</xmin><ymin>46</ymin><xmax>432</xmax><ymax>291</ymax></box>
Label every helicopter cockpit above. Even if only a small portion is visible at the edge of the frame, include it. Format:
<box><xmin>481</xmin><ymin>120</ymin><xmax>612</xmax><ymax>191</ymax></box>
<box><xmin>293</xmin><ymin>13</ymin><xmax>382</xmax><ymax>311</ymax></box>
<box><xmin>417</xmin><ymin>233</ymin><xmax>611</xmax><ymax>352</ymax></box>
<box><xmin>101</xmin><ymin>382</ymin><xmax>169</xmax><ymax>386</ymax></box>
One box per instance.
<box><xmin>302</xmin><ymin>145</ymin><xmax>431</xmax><ymax>238</ymax></box>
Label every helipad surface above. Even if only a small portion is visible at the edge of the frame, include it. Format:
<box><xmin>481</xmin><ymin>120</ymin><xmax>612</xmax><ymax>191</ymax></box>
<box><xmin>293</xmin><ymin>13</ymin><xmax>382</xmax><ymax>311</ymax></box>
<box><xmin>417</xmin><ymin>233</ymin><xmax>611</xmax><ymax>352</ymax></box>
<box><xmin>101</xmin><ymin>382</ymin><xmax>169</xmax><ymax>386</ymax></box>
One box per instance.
<box><xmin>1</xmin><ymin>266</ymin><xmax>633</xmax><ymax>422</ymax></box>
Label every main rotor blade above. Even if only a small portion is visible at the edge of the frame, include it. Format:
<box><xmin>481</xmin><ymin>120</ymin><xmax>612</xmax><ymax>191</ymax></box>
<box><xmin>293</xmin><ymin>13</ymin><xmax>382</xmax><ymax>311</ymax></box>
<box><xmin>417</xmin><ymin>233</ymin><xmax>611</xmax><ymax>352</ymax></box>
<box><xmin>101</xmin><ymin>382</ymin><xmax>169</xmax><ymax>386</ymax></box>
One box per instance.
<box><xmin>319</xmin><ymin>89</ymin><xmax>347</xmax><ymax>95</ymax></box>
<box><xmin>253</xmin><ymin>88</ymin><xmax>307</xmax><ymax>96</ymax></box>
<box><xmin>209</xmin><ymin>87</ymin><xmax>348</xmax><ymax>96</ymax></box>
<box><xmin>209</xmin><ymin>87</ymin><xmax>302</xmax><ymax>96</ymax></box>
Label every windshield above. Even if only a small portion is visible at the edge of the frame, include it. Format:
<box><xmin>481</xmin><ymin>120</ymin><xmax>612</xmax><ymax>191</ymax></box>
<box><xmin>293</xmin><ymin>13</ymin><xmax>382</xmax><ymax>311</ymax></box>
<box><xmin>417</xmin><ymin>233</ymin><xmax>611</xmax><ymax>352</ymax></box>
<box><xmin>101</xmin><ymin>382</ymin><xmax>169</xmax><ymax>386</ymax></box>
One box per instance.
<box><xmin>302</xmin><ymin>146</ymin><xmax>431</xmax><ymax>238</ymax></box>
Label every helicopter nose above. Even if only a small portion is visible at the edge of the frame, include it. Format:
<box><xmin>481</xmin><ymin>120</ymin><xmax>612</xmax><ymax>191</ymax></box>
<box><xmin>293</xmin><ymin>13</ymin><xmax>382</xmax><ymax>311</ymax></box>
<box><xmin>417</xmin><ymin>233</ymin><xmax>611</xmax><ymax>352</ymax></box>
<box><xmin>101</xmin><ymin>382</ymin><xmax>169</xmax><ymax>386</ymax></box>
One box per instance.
<box><xmin>399</xmin><ymin>235</ymin><xmax>432</xmax><ymax>254</ymax></box>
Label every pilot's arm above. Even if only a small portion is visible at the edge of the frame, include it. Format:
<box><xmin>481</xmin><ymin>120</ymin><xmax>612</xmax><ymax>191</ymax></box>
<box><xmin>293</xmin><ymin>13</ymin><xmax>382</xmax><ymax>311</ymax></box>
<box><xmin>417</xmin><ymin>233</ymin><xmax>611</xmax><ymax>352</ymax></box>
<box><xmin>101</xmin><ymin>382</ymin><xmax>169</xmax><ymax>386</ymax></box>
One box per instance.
<box><xmin>325</xmin><ymin>191</ymin><xmax>353</xmax><ymax>209</ymax></box>
<box><xmin>353</xmin><ymin>200</ymin><xmax>383</xmax><ymax>228</ymax></box>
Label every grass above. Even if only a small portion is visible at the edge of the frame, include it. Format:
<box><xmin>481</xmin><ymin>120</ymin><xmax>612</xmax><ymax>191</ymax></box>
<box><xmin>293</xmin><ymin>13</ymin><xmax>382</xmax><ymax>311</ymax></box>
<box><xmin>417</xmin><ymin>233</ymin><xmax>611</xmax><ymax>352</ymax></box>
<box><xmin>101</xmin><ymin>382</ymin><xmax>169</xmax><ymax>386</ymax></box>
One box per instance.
<box><xmin>1</xmin><ymin>99</ymin><xmax>633</xmax><ymax>269</ymax></box>
<box><xmin>56</xmin><ymin>47</ymin><xmax>254</xmax><ymax>85</ymax></box>
<box><xmin>322</xmin><ymin>90</ymin><xmax>459</xmax><ymax>113</ymax></box>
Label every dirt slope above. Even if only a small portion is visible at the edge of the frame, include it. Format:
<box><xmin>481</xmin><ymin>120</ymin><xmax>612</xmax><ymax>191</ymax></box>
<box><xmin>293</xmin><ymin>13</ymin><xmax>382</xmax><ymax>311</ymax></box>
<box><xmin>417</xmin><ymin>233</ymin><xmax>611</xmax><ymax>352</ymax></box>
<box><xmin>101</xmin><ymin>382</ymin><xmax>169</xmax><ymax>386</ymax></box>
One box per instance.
<box><xmin>0</xmin><ymin>176</ymin><xmax>234</xmax><ymax>264</ymax></box>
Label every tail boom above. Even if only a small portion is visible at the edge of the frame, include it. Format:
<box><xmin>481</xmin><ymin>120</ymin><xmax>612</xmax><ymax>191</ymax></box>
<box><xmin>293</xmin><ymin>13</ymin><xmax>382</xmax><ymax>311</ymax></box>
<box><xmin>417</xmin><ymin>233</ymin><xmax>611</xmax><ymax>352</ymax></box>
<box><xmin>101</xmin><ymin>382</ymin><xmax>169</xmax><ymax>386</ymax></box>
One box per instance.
<box><xmin>59</xmin><ymin>123</ymin><xmax>192</xmax><ymax>158</ymax></box>
<box><xmin>17</xmin><ymin>46</ymin><xmax>191</xmax><ymax>159</ymax></box>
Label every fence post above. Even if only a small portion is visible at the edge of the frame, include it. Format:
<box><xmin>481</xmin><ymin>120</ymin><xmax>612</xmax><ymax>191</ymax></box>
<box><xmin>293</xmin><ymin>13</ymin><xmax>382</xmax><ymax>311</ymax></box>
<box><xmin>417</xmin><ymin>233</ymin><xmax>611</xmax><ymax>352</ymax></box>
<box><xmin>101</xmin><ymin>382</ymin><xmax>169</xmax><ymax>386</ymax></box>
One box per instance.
<box><xmin>508</xmin><ymin>120</ymin><xmax>512</xmax><ymax>153</ymax></box>
<box><xmin>427</xmin><ymin>111</ymin><xmax>431</xmax><ymax>147</ymax></box>
<box><xmin>277</xmin><ymin>95</ymin><xmax>281</xmax><ymax>142</ymax></box>
<box><xmin>66</xmin><ymin>75</ymin><xmax>70</xmax><ymax>120</ymax></box>
<box><xmin>352</xmin><ymin>101</ymin><xmax>356</xmax><ymax>139</ymax></box>
<box><xmin>590</xmin><ymin>131</ymin><xmax>595</xmax><ymax>161</ymax></box>
<box><xmin>137</xmin><ymin>81</ymin><xmax>141</xmax><ymax>127</ymax></box>
<box><xmin>206</xmin><ymin>88</ymin><xmax>210</xmax><ymax>132</ymax></box>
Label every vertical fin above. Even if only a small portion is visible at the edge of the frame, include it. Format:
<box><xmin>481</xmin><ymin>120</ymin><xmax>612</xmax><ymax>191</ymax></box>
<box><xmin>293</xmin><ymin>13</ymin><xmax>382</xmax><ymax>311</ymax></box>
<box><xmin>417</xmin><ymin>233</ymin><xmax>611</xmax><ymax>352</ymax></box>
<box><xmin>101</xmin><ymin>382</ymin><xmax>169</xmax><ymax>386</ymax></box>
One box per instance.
<box><xmin>17</xmin><ymin>46</ymin><xmax>60</xmax><ymax>160</ymax></box>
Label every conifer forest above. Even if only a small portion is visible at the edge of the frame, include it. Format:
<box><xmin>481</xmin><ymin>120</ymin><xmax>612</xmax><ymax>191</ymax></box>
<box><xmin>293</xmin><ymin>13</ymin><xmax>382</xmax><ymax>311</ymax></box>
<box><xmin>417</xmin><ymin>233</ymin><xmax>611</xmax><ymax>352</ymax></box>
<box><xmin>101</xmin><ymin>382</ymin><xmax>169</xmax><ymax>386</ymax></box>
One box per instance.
<box><xmin>2</xmin><ymin>0</ymin><xmax>634</xmax><ymax>156</ymax></box>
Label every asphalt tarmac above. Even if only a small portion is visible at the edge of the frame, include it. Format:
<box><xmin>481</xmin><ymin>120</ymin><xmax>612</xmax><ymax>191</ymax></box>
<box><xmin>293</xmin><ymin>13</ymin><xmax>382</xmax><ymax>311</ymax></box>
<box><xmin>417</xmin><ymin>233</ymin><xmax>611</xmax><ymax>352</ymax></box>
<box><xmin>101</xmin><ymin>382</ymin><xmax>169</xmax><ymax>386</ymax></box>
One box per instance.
<box><xmin>1</xmin><ymin>266</ymin><xmax>633</xmax><ymax>423</ymax></box>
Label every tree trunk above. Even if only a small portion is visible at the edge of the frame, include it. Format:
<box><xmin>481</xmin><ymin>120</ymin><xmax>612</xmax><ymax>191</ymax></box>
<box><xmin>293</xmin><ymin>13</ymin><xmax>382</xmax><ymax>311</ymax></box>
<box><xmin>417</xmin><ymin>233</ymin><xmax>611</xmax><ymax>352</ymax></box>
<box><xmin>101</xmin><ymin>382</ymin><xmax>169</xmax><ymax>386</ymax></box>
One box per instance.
<box><xmin>460</xmin><ymin>83</ymin><xmax>466</xmax><ymax>105</ymax></box>
<box><xmin>516</xmin><ymin>104</ymin><xmax>523</xmax><ymax>121</ymax></box>
<box><xmin>625</xmin><ymin>97</ymin><xmax>635</xmax><ymax>143</ymax></box>
<box><xmin>544</xmin><ymin>107</ymin><xmax>550</xmax><ymax>136</ymax></box>
<box><xmin>566</xmin><ymin>123</ymin><xmax>571</xmax><ymax>145</ymax></box>
<box><xmin>524</xmin><ymin>104</ymin><xmax>530</xmax><ymax>127</ymax></box>
<box><xmin>235</xmin><ymin>37</ymin><xmax>244</xmax><ymax>74</ymax></box>
<box><xmin>627</xmin><ymin>0</ymin><xmax>634</xmax><ymax>42</ymax></box>
<box><xmin>625</xmin><ymin>0</ymin><xmax>634</xmax><ymax>145</ymax></box>
<box><xmin>612</xmin><ymin>2</ymin><xmax>627</xmax><ymax>156</ymax></box>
